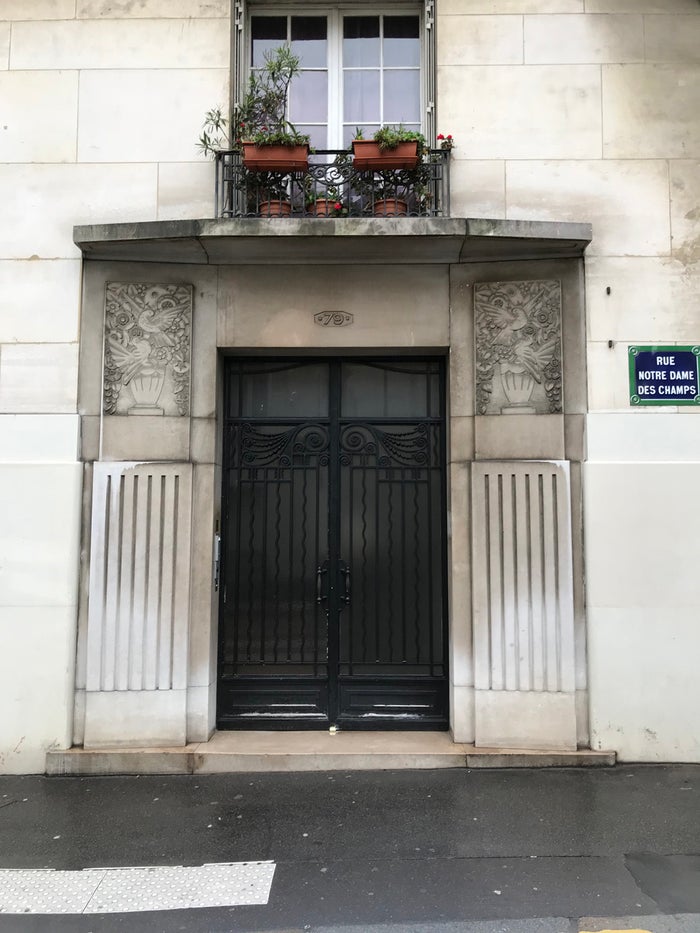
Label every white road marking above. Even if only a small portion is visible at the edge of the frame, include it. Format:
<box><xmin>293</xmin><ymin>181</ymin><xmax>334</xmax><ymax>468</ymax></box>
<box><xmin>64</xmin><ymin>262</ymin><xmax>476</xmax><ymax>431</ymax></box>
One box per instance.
<box><xmin>0</xmin><ymin>861</ymin><xmax>275</xmax><ymax>914</ymax></box>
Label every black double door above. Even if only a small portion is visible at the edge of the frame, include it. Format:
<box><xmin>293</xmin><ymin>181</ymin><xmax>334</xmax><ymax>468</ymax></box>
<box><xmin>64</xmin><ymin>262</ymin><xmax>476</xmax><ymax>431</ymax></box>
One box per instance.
<box><xmin>218</xmin><ymin>358</ymin><xmax>448</xmax><ymax>729</ymax></box>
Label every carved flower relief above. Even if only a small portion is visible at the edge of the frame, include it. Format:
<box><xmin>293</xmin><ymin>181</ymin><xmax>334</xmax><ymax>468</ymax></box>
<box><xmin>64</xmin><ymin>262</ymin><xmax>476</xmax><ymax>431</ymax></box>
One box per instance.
<box><xmin>474</xmin><ymin>280</ymin><xmax>563</xmax><ymax>416</ymax></box>
<box><xmin>103</xmin><ymin>283</ymin><xmax>193</xmax><ymax>417</ymax></box>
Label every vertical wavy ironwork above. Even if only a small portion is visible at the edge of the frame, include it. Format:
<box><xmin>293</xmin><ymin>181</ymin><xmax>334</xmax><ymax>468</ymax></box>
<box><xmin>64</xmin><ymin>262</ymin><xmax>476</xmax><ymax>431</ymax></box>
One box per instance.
<box><xmin>360</xmin><ymin>470</ymin><xmax>368</xmax><ymax>664</ymax></box>
<box><xmin>273</xmin><ymin>478</ymin><xmax>281</xmax><ymax>663</ymax></box>
<box><xmin>299</xmin><ymin>468</ymin><xmax>309</xmax><ymax>663</ymax></box>
<box><xmin>413</xmin><ymin>482</ymin><xmax>421</xmax><ymax>664</ymax></box>
<box><xmin>245</xmin><ymin>479</ymin><xmax>256</xmax><ymax>662</ymax></box>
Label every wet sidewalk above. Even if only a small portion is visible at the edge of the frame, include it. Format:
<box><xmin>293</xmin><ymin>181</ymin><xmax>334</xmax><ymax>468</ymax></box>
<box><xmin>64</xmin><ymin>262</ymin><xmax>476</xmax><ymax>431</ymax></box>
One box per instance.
<box><xmin>0</xmin><ymin>764</ymin><xmax>698</xmax><ymax>931</ymax></box>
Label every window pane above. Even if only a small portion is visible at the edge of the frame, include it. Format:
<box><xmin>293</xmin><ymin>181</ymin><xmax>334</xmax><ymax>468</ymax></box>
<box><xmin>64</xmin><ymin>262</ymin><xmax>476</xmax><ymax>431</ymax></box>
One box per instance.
<box><xmin>341</xmin><ymin>362</ymin><xmax>438</xmax><ymax>418</ymax></box>
<box><xmin>384</xmin><ymin>71</ymin><xmax>421</xmax><ymax>124</ymax></box>
<box><xmin>383</xmin><ymin>16</ymin><xmax>420</xmax><ymax>67</ymax></box>
<box><xmin>251</xmin><ymin>17</ymin><xmax>287</xmax><ymax>67</ymax></box>
<box><xmin>343</xmin><ymin>16</ymin><xmax>380</xmax><ymax>68</ymax></box>
<box><xmin>291</xmin><ymin>16</ymin><xmax>327</xmax><ymax>68</ymax></box>
<box><xmin>290</xmin><ymin>71</ymin><xmax>328</xmax><ymax>123</ymax></box>
<box><xmin>343</xmin><ymin>123</ymin><xmax>379</xmax><ymax>147</ymax></box>
<box><xmin>240</xmin><ymin>363</ymin><xmax>329</xmax><ymax>418</ymax></box>
<box><xmin>298</xmin><ymin>124</ymin><xmax>327</xmax><ymax>150</ymax></box>
<box><xmin>344</xmin><ymin>70</ymin><xmax>380</xmax><ymax>123</ymax></box>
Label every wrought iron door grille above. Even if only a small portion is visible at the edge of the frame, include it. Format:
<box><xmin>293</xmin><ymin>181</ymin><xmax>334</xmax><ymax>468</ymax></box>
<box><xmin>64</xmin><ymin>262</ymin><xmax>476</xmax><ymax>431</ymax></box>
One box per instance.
<box><xmin>218</xmin><ymin>358</ymin><xmax>448</xmax><ymax>729</ymax></box>
<box><xmin>337</xmin><ymin>422</ymin><xmax>444</xmax><ymax>678</ymax></box>
<box><xmin>221</xmin><ymin>421</ymin><xmax>330</xmax><ymax>678</ymax></box>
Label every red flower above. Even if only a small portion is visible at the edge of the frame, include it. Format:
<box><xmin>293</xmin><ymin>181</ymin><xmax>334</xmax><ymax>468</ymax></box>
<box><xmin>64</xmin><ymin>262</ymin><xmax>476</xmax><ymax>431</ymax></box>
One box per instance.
<box><xmin>437</xmin><ymin>133</ymin><xmax>445</xmax><ymax>140</ymax></box>
<box><xmin>334</xmin><ymin>202</ymin><xmax>342</xmax><ymax>211</ymax></box>
<box><xmin>447</xmin><ymin>134</ymin><xmax>453</xmax><ymax>140</ymax></box>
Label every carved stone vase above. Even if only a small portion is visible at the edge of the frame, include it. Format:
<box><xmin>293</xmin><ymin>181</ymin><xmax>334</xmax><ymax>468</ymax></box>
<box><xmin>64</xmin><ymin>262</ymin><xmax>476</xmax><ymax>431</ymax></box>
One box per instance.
<box><xmin>128</xmin><ymin>368</ymin><xmax>165</xmax><ymax>415</ymax></box>
<box><xmin>499</xmin><ymin>363</ymin><xmax>536</xmax><ymax>414</ymax></box>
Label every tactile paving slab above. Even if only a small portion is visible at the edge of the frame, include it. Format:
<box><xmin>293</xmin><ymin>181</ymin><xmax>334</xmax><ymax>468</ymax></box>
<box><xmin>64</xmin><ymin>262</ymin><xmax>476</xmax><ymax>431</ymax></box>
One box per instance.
<box><xmin>0</xmin><ymin>861</ymin><xmax>275</xmax><ymax>914</ymax></box>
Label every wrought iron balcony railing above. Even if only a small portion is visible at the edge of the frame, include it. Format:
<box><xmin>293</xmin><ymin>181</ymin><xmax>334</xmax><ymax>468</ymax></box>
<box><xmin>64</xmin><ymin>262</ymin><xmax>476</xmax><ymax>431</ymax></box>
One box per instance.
<box><xmin>215</xmin><ymin>149</ymin><xmax>451</xmax><ymax>220</ymax></box>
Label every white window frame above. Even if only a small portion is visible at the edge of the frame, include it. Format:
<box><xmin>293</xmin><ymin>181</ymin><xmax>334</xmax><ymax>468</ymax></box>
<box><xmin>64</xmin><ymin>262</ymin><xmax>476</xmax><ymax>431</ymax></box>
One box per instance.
<box><xmin>235</xmin><ymin>1</ymin><xmax>435</xmax><ymax>150</ymax></box>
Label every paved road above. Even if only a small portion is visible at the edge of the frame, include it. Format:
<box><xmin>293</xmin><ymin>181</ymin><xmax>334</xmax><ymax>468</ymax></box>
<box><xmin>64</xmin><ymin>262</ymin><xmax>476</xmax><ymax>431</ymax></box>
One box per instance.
<box><xmin>0</xmin><ymin>764</ymin><xmax>698</xmax><ymax>932</ymax></box>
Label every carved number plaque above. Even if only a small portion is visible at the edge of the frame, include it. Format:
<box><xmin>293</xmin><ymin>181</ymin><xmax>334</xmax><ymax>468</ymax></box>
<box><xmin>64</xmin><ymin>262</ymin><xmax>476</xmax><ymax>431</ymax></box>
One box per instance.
<box><xmin>314</xmin><ymin>312</ymin><xmax>353</xmax><ymax>327</ymax></box>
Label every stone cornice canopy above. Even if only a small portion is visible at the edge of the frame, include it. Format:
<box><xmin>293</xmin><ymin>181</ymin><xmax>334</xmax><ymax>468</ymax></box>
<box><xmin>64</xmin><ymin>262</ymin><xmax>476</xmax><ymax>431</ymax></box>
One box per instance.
<box><xmin>73</xmin><ymin>217</ymin><xmax>592</xmax><ymax>266</ymax></box>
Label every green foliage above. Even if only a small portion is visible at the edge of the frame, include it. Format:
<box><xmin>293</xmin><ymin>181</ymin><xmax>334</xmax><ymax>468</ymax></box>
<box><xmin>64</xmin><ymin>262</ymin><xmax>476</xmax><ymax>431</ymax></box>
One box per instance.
<box><xmin>245</xmin><ymin>169</ymin><xmax>291</xmax><ymax>203</ymax></box>
<box><xmin>198</xmin><ymin>46</ymin><xmax>310</xmax><ymax>158</ymax></box>
<box><xmin>353</xmin><ymin>166</ymin><xmax>431</xmax><ymax>203</ymax></box>
<box><xmin>371</xmin><ymin>125</ymin><xmax>427</xmax><ymax>157</ymax></box>
<box><xmin>197</xmin><ymin>107</ymin><xmax>229</xmax><ymax>158</ymax></box>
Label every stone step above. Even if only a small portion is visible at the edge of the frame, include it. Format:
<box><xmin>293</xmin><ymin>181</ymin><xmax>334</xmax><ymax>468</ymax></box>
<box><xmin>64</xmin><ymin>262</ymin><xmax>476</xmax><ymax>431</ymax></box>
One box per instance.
<box><xmin>46</xmin><ymin>732</ymin><xmax>616</xmax><ymax>775</ymax></box>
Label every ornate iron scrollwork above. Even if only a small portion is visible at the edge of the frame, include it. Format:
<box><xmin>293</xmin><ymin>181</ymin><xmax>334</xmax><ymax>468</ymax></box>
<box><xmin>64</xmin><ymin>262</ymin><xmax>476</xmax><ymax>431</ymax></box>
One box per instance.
<box><xmin>340</xmin><ymin>423</ymin><xmax>431</xmax><ymax>467</ymax></box>
<box><xmin>239</xmin><ymin>423</ymin><xmax>330</xmax><ymax>467</ymax></box>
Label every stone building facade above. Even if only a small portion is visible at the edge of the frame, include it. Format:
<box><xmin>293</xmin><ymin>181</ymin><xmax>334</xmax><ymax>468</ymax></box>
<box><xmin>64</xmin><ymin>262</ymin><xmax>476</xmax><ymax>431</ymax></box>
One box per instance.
<box><xmin>0</xmin><ymin>0</ymin><xmax>698</xmax><ymax>772</ymax></box>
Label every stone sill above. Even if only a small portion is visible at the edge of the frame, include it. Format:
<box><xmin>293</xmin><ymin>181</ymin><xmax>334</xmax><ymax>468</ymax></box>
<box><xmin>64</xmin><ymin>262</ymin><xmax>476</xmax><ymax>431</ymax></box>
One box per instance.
<box><xmin>46</xmin><ymin>731</ymin><xmax>615</xmax><ymax>775</ymax></box>
<box><xmin>73</xmin><ymin>217</ymin><xmax>592</xmax><ymax>266</ymax></box>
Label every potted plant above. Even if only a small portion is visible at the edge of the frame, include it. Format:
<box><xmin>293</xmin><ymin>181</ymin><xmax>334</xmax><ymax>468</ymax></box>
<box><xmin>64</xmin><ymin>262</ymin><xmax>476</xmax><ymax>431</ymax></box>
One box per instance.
<box><xmin>237</xmin><ymin>45</ymin><xmax>310</xmax><ymax>171</ymax></box>
<box><xmin>199</xmin><ymin>45</ymin><xmax>310</xmax><ymax>173</ymax></box>
<box><xmin>304</xmin><ymin>178</ymin><xmax>348</xmax><ymax>216</ymax></box>
<box><xmin>371</xmin><ymin>174</ymin><xmax>410</xmax><ymax>216</ymax></box>
<box><xmin>352</xmin><ymin>155</ymin><xmax>433</xmax><ymax>217</ymax></box>
<box><xmin>307</xmin><ymin>193</ymin><xmax>347</xmax><ymax>217</ymax></box>
<box><xmin>252</xmin><ymin>170</ymin><xmax>295</xmax><ymax>216</ymax></box>
<box><xmin>352</xmin><ymin>125</ymin><xmax>426</xmax><ymax>171</ymax></box>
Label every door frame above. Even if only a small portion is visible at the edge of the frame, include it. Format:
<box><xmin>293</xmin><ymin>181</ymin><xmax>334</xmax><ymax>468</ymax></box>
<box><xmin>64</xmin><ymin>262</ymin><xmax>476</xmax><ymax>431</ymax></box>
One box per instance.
<box><xmin>216</xmin><ymin>353</ymin><xmax>450</xmax><ymax>730</ymax></box>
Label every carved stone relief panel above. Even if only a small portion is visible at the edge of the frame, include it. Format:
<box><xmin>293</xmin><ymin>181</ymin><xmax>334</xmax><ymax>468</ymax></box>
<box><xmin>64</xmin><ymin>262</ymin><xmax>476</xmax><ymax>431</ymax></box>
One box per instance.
<box><xmin>474</xmin><ymin>280</ymin><xmax>562</xmax><ymax>415</ymax></box>
<box><xmin>103</xmin><ymin>282</ymin><xmax>192</xmax><ymax>416</ymax></box>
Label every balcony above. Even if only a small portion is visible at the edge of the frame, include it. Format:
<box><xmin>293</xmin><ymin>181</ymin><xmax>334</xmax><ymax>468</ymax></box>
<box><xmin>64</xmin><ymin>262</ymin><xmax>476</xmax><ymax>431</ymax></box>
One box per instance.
<box><xmin>215</xmin><ymin>149</ymin><xmax>451</xmax><ymax>220</ymax></box>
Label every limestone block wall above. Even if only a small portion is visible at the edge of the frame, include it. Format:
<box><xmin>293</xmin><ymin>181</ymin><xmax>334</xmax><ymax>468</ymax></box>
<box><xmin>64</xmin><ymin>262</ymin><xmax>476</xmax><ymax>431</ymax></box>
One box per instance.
<box><xmin>1</xmin><ymin>0</ymin><xmax>699</xmax><ymax>768</ymax></box>
<box><xmin>437</xmin><ymin>0</ymin><xmax>700</xmax><ymax>761</ymax></box>
<box><xmin>0</xmin><ymin>1</ymin><xmax>229</xmax><ymax>772</ymax></box>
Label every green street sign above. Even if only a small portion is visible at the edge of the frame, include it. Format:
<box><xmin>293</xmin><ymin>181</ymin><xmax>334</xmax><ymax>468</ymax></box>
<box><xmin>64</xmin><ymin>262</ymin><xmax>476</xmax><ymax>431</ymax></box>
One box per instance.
<box><xmin>629</xmin><ymin>346</ymin><xmax>700</xmax><ymax>406</ymax></box>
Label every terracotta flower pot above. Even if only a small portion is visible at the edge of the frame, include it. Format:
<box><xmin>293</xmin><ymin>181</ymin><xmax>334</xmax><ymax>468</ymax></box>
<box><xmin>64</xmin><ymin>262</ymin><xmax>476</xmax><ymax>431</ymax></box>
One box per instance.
<box><xmin>352</xmin><ymin>139</ymin><xmax>419</xmax><ymax>171</ymax></box>
<box><xmin>373</xmin><ymin>198</ymin><xmax>408</xmax><ymax>217</ymax></box>
<box><xmin>311</xmin><ymin>199</ymin><xmax>341</xmax><ymax>217</ymax></box>
<box><xmin>242</xmin><ymin>142</ymin><xmax>309</xmax><ymax>172</ymax></box>
<box><xmin>258</xmin><ymin>199</ymin><xmax>292</xmax><ymax>217</ymax></box>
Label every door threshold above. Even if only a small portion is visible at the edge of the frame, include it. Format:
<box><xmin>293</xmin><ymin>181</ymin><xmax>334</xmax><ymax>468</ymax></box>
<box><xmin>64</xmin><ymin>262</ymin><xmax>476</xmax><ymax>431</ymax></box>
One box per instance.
<box><xmin>46</xmin><ymin>731</ymin><xmax>616</xmax><ymax>775</ymax></box>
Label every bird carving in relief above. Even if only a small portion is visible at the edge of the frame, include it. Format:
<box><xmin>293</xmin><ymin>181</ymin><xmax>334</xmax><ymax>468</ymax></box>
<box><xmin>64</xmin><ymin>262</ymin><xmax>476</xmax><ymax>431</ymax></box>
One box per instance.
<box><xmin>116</xmin><ymin>288</ymin><xmax>183</xmax><ymax>348</ymax></box>
<box><xmin>478</xmin><ymin>286</ymin><xmax>545</xmax><ymax>343</ymax></box>
<box><xmin>511</xmin><ymin>335</ymin><xmax>559</xmax><ymax>383</ymax></box>
<box><xmin>479</xmin><ymin>300</ymin><xmax>529</xmax><ymax>344</ymax></box>
<box><xmin>107</xmin><ymin>333</ymin><xmax>154</xmax><ymax>384</ymax></box>
<box><xmin>479</xmin><ymin>286</ymin><xmax>557</xmax><ymax>381</ymax></box>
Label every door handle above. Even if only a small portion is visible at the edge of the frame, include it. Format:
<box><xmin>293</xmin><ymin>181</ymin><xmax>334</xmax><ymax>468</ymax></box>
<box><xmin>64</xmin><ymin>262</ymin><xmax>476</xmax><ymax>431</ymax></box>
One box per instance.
<box><xmin>316</xmin><ymin>561</ymin><xmax>328</xmax><ymax>603</ymax></box>
<box><xmin>339</xmin><ymin>561</ymin><xmax>351</xmax><ymax>606</ymax></box>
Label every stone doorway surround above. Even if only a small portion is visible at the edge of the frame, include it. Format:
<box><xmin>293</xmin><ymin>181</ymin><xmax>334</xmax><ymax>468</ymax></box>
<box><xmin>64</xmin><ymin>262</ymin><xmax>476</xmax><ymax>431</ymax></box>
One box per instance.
<box><xmin>68</xmin><ymin>217</ymin><xmax>592</xmax><ymax>765</ymax></box>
